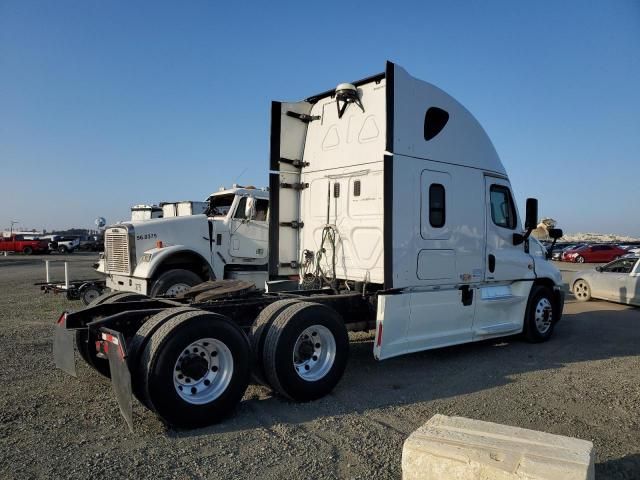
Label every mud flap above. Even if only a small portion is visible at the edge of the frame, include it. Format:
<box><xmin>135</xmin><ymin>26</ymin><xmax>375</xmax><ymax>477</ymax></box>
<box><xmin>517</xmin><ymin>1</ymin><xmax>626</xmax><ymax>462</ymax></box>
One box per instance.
<box><xmin>102</xmin><ymin>329</ymin><xmax>134</xmax><ymax>432</ymax></box>
<box><xmin>53</xmin><ymin>313</ymin><xmax>76</xmax><ymax>377</ymax></box>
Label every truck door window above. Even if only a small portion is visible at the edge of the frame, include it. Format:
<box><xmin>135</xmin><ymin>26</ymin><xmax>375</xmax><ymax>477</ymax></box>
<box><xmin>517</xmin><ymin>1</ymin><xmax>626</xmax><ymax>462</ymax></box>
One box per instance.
<box><xmin>254</xmin><ymin>199</ymin><xmax>269</xmax><ymax>222</ymax></box>
<box><xmin>234</xmin><ymin>197</ymin><xmax>247</xmax><ymax>220</ymax></box>
<box><xmin>429</xmin><ymin>183</ymin><xmax>446</xmax><ymax>228</ymax></box>
<box><xmin>489</xmin><ymin>185</ymin><xmax>516</xmax><ymax>229</ymax></box>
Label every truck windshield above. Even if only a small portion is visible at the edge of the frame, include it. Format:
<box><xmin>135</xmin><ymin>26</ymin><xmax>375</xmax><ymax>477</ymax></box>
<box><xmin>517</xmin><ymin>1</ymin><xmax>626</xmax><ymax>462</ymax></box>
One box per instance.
<box><xmin>206</xmin><ymin>194</ymin><xmax>235</xmax><ymax>217</ymax></box>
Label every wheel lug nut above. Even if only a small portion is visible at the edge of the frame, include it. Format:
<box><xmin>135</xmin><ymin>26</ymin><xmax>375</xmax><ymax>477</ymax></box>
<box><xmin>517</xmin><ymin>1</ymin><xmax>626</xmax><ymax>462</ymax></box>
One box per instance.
<box><xmin>203</xmin><ymin>342</ymin><xmax>209</xmax><ymax>347</ymax></box>
<box><xmin>204</xmin><ymin>379</ymin><xmax>211</xmax><ymax>386</ymax></box>
<box><xmin>193</xmin><ymin>347</ymin><xmax>198</xmax><ymax>353</ymax></box>
<box><xmin>304</xmin><ymin>365</ymin><xmax>310</xmax><ymax>370</ymax></box>
<box><xmin>315</xmin><ymin>343</ymin><xmax>320</xmax><ymax>348</ymax></box>
<box><xmin>212</xmin><ymin>351</ymin><xmax>217</xmax><ymax>357</ymax></box>
<box><xmin>312</xmin><ymin>355</ymin><xmax>318</xmax><ymax>361</ymax></box>
<box><xmin>212</xmin><ymin>366</ymin><xmax>218</xmax><ymax>372</ymax></box>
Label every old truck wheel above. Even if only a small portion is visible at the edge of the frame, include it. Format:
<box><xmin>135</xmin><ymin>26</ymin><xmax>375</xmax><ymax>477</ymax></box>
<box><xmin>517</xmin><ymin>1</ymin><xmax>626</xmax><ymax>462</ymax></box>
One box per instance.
<box><xmin>150</xmin><ymin>269</ymin><xmax>202</xmax><ymax>298</ymax></box>
<box><xmin>58</xmin><ymin>245</ymin><xmax>68</xmax><ymax>254</ymax></box>
<box><xmin>22</xmin><ymin>246</ymin><xmax>33</xmax><ymax>255</ymax></box>
<box><xmin>139</xmin><ymin>310</ymin><xmax>250</xmax><ymax>428</ymax></box>
<box><xmin>523</xmin><ymin>286</ymin><xmax>556</xmax><ymax>343</ymax></box>
<box><xmin>249</xmin><ymin>299</ymin><xmax>300</xmax><ymax>385</ymax></box>
<box><xmin>263</xmin><ymin>302</ymin><xmax>349</xmax><ymax>402</ymax></box>
<box><xmin>75</xmin><ymin>292</ymin><xmax>148</xmax><ymax>377</ymax></box>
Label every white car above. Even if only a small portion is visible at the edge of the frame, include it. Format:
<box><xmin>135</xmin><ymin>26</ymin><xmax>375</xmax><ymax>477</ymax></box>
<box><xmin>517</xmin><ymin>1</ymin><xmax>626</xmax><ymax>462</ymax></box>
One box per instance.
<box><xmin>572</xmin><ymin>255</ymin><xmax>640</xmax><ymax>306</ymax></box>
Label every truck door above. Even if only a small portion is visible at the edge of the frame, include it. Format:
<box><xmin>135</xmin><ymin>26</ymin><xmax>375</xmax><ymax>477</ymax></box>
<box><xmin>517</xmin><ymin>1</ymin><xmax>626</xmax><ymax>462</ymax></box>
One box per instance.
<box><xmin>228</xmin><ymin>195</ymin><xmax>269</xmax><ymax>260</ymax></box>
<box><xmin>472</xmin><ymin>177</ymin><xmax>535</xmax><ymax>338</ymax></box>
<box><xmin>483</xmin><ymin>176</ymin><xmax>534</xmax><ymax>283</ymax></box>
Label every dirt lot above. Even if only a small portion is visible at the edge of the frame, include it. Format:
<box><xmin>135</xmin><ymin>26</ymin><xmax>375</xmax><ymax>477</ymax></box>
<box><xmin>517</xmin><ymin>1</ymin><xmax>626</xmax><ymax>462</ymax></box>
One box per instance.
<box><xmin>0</xmin><ymin>254</ymin><xmax>638</xmax><ymax>479</ymax></box>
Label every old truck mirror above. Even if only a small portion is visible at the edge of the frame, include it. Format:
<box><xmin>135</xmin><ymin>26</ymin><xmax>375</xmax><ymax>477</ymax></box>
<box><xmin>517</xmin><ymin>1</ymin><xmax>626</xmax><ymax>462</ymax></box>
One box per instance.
<box><xmin>245</xmin><ymin>196</ymin><xmax>256</xmax><ymax>220</ymax></box>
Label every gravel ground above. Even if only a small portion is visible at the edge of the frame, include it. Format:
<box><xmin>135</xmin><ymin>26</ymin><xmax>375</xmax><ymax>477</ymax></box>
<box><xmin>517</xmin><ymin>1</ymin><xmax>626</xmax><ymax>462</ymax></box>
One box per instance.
<box><xmin>0</xmin><ymin>254</ymin><xmax>638</xmax><ymax>479</ymax></box>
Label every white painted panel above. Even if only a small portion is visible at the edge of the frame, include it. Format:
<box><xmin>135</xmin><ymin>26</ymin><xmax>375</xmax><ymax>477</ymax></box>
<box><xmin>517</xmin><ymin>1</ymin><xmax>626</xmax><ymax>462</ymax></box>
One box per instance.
<box><xmin>416</xmin><ymin>249</ymin><xmax>456</xmax><ymax>281</ymax></box>
<box><xmin>407</xmin><ymin>289</ymin><xmax>474</xmax><ymax>351</ymax></box>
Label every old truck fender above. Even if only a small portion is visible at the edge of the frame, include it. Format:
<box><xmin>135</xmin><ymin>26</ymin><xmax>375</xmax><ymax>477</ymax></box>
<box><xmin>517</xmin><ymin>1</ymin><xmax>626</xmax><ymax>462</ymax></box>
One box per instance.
<box><xmin>132</xmin><ymin>246</ymin><xmax>214</xmax><ymax>280</ymax></box>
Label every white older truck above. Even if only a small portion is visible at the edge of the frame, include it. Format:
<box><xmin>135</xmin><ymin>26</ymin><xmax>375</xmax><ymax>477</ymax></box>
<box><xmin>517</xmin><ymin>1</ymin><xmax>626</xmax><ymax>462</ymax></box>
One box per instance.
<box><xmin>96</xmin><ymin>186</ymin><xmax>270</xmax><ymax>298</ymax></box>
<box><xmin>54</xmin><ymin>62</ymin><xmax>564</xmax><ymax>431</ymax></box>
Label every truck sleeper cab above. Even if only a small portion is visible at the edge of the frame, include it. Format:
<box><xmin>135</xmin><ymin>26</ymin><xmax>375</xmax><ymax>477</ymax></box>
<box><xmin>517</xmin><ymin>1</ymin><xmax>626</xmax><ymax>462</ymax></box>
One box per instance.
<box><xmin>270</xmin><ymin>61</ymin><xmax>564</xmax><ymax>360</ymax></box>
<box><xmin>54</xmin><ymin>62</ymin><xmax>564</xmax><ymax>430</ymax></box>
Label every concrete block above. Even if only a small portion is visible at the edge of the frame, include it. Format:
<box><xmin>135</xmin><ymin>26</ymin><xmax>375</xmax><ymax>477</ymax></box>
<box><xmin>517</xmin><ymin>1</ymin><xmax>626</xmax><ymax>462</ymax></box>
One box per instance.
<box><xmin>402</xmin><ymin>415</ymin><xmax>594</xmax><ymax>480</ymax></box>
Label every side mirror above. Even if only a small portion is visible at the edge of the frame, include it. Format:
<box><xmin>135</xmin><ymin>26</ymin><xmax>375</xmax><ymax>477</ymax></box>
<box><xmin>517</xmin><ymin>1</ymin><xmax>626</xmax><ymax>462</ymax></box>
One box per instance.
<box><xmin>548</xmin><ymin>228</ymin><xmax>563</xmax><ymax>240</ymax></box>
<box><xmin>244</xmin><ymin>196</ymin><xmax>256</xmax><ymax>220</ymax></box>
<box><xmin>524</xmin><ymin>198</ymin><xmax>538</xmax><ymax>231</ymax></box>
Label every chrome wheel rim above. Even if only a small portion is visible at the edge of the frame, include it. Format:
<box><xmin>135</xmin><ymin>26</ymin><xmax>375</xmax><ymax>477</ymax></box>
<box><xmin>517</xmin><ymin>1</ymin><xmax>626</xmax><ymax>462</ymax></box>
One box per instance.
<box><xmin>574</xmin><ymin>281</ymin><xmax>589</xmax><ymax>300</ymax></box>
<box><xmin>292</xmin><ymin>325</ymin><xmax>336</xmax><ymax>381</ymax></box>
<box><xmin>165</xmin><ymin>283</ymin><xmax>191</xmax><ymax>297</ymax></box>
<box><xmin>534</xmin><ymin>297</ymin><xmax>553</xmax><ymax>334</ymax></box>
<box><xmin>576</xmin><ymin>256</ymin><xmax>584</xmax><ymax>263</ymax></box>
<box><xmin>173</xmin><ymin>338</ymin><xmax>233</xmax><ymax>404</ymax></box>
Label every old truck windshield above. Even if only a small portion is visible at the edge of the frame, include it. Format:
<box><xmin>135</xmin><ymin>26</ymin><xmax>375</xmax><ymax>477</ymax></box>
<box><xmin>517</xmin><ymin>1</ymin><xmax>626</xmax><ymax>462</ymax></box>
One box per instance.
<box><xmin>206</xmin><ymin>194</ymin><xmax>235</xmax><ymax>217</ymax></box>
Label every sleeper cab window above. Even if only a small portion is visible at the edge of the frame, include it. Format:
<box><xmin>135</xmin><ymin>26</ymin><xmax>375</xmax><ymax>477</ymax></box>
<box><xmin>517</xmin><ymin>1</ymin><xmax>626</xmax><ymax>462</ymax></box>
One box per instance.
<box><xmin>489</xmin><ymin>185</ymin><xmax>516</xmax><ymax>229</ymax></box>
<box><xmin>424</xmin><ymin>107</ymin><xmax>450</xmax><ymax>141</ymax></box>
<box><xmin>429</xmin><ymin>183</ymin><xmax>446</xmax><ymax>228</ymax></box>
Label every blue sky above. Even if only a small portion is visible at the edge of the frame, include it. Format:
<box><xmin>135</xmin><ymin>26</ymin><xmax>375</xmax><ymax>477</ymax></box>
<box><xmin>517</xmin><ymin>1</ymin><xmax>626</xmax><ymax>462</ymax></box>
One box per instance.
<box><xmin>1</xmin><ymin>1</ymin><xmax>639</xmax><ymax>235</ymax></box>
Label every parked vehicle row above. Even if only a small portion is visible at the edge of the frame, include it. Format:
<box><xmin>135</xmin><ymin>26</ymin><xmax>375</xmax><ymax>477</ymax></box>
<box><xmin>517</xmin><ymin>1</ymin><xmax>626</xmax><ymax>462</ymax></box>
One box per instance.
<box><xmin>542</xmin><ymin>241</ymin><xmax>634</xmax><ymax>263</ymax></box>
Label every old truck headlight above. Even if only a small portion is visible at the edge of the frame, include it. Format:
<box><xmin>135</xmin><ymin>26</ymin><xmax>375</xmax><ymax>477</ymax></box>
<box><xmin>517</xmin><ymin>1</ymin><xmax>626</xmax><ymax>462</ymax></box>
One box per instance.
<box><xmin>140</xmin><ymin>253</ymin><xmax>153</xmax><ymax>263</ymax></box>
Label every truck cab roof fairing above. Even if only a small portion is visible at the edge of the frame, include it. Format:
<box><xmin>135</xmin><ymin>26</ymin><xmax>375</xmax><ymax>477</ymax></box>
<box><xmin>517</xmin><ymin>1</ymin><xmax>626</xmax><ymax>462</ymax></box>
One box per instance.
<box><xmin>386</xmin><ymin>61</ymin><xmax>506</xmax><ymax>175</ymax></box>
<box><xmin>271</xmin><ymin>61</ymin><xmax>506</xmax><ymax>177</ymax></box>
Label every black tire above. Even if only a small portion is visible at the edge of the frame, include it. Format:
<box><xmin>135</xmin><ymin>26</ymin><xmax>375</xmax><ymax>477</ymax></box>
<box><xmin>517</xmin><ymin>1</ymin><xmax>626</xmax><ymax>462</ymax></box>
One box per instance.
<box><xmin>127</xmin><ymin>307</ymin><xmax>201</xmax><ymax>408</ymax></box>
<box><xmin>139</xmin><ymin>310</ymin><xmax>250</xmax><ymax>428</ymax></box>
<box><xmin>80</xmin><ymin>285</ymin><xmax>103</xmax><ymax>306</ymax></box>
<box><xmin>75</xmin><ymin>292</ymin><xmax>148</xmax><ymax>377</ymax></box>
<box><xmin>523</xmin><ymin>286</ymin><xmax>556</xmax><ymax>343</ymax></box>
<box><xmin>576</xmin><ymin>255</ymin><xmax>585</xmax><ymax>263</ymax></box>
<box><xmin>149</xmin><ymin>269</ymin><xmax>202</xmax><ymax>298</ymax></box>
<box><xmin>263</xmin><ymin>302</ymin><xmax>349</xmax><ymax>402</ymax></box>
<box><xmin>572</xmin><ymin>279</ymin><xmax>591</xmax><ymax>302</ymax></box>
<box><xmin>58</xmin><ymin>245</ymin><xmax>68</xmax><ymax>254</ymax></box>
<box><xmin>249</xmin><ymin>299</ymin><xmax>301</xmax><ymax>385</ymax></box>
<box><xmin>22</xmin><ymin>246</ymin><xmax>33</xmax><ymax>255</ymax></box>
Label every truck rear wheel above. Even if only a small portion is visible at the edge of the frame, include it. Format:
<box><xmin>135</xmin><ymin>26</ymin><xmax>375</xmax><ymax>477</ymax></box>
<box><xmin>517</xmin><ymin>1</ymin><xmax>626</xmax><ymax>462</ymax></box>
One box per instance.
<box><xmin>75</xmin><ymin>292</ymin><xmax>148</xmax><ymax>377</ymax></box>
<box><xmin>58</xmin><ymin>245</ymin><xmax>68</xmax><ymax>254</ymax></box>
<box><xmin>139</xmin><ymin>310</ymin><xmax>250</xmax><ymax>428</ymax></box>
<box><xmin>128</xmin><ymin>307</ymin><xmax>201</xmax><ymax>408</ymax></box>
<box><xmin>22</xmin><ymin>246</ymin><xmax>33</xmax><ymax>255</ymax></box>
<box><xmin>150</xmin><ymin>269</ymin><xmax>202</xmax><ymax>298</ymax></box>
<box><xmin>250</xmin><ymin>299</ymin><xmax>300</xmax><ymax>385</ymax></box>
<box><xmin>262</xmin><ymin>302</ymin><xmax>349</xmax><ymax>402</ymax></box>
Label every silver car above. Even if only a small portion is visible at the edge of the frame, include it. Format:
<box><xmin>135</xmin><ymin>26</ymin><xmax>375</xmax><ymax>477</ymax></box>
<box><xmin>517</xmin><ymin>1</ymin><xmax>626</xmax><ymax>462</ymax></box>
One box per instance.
<box><xmin>572</xmin><ymin>255</ymin><xmax>640</xmax><ymax>306</ymax></box>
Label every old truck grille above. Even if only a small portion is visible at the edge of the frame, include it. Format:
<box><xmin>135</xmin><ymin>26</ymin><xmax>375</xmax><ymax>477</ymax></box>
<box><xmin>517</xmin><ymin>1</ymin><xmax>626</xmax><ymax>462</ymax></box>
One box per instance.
<box><xmin>105</xmin><ymin>231</ymin><xmax>131</xmax><ymax>274</ymax></box>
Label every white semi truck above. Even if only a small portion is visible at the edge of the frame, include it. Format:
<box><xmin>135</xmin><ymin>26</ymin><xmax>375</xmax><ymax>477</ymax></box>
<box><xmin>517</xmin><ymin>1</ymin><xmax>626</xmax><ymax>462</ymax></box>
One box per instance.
<box><xmin>54</xmin><ymin>62</ymin><xmax>564</xmax><ymax>431</ymax></box>
<box><xmin>97</xmin><ymin>186</ymin><xmax>269</xmax><ymax>298</ymax></box>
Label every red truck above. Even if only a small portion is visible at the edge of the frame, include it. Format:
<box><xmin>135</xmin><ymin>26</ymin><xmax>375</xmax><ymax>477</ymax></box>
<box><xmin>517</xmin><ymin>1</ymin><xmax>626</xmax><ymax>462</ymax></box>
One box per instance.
<box><xmin>0</xmin><ymin>235</ymin><xmax>49</xmax><ymax>255</ymax></box>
